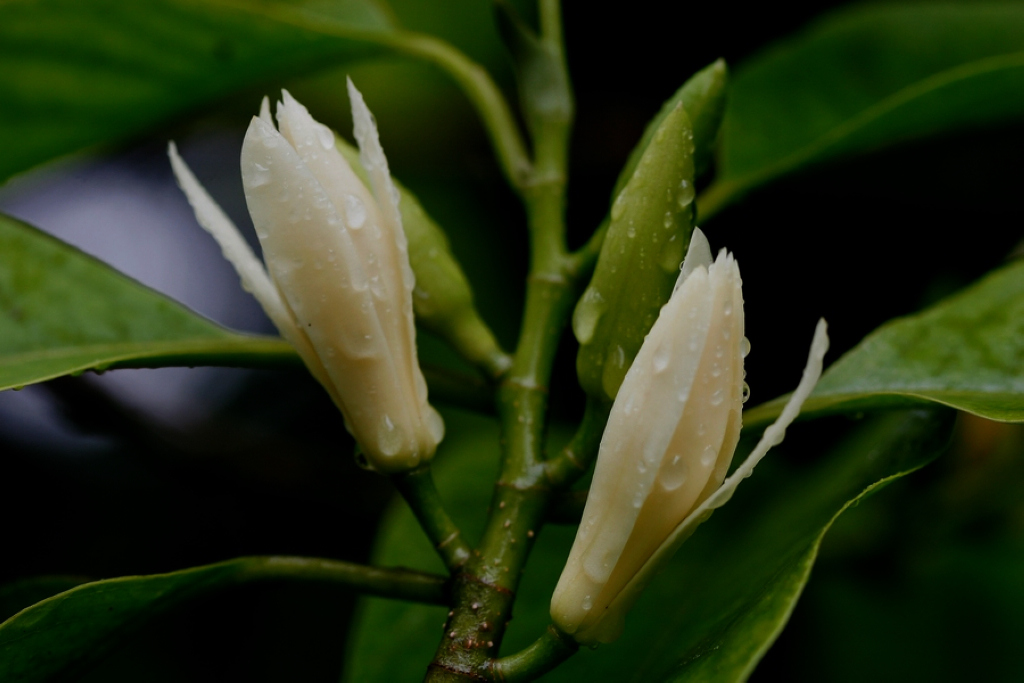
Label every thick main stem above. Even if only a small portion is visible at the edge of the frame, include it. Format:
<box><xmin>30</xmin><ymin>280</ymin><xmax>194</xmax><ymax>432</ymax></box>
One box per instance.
<box><xmin>424</xmin><ymin>2</ymin><xmax>580</xmax><ymax>679</ymax></box>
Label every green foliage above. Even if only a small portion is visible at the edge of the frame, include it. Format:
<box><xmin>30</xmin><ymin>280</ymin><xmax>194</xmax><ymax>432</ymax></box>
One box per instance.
<box><xmin>0</xmin><ymin>559</ymin><xmax>242</xmax><ymax>682</ymax></box>
<box><xmin>0</xmin><ymin>577</ymin><xmax>88</xmax><ymax>623</ymax></box>
<box><xmin>0</xmin><ymin>213</ymin><xmax>297</xmax><ymax>392</ymax></box>
<box><xmin>744</xmin><ymin>258</ymin><xmax>1024</xmax><ymax>430</ymax></box>
<box><xmin>1</xmin><ymin>1</ymin><xmax>1023</xmax><ymax>680</ymax></box>
<box><xmin>348</xmin><ymin>409</ymin><xmax>953</xmax><ymax>682</ymax></box>
<box><xmin>0</xmin><ymin>0</ymin><xmax>394</xmax><ymax>183</ymax></box>
<box><xmin>0</xmin><ymin>556</ymin><xmax>446</xmax><ymax>682</ymax></box>
<box><xmin>701</xmin><ymin>3</ymin><xmax>1024</xmax><ymax>217</ymax></box>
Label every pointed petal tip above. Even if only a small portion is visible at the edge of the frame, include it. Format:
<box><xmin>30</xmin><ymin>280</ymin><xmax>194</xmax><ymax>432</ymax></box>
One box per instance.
<box><xmin>258</xmin><ymin>96</ymin><xmax>272</xmax><ymax>125</ymax></box>
<box><xmin>675</xmin><ymin>227</ymin><xmax>713</xmax><ymax>290</ymax></box>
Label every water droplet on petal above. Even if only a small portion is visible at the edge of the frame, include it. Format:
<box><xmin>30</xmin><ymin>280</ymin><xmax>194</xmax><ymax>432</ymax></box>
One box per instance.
<box><xmin>314</xmin><ymin>122</ymin><xmax>336</xmax><ymax>150</ymax></box>
<box><xmin>660</xmin><ymin>454</ymin><xmax>689</xmax><ymax>491</ymax></box>
<box><xmin>700</xmin><ymin>444</ymin><xmax>717</xmax><ymax>467</ymax></box>
<box><xmin>344</xmin><ymin>194</ymin><xmax>367</xmax><ymax>228</ymax></box>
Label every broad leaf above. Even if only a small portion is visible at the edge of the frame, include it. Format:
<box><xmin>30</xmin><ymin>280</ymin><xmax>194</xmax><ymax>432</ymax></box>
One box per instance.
<box><xmin>700</xmin><ymin>4</ymin><xmax>1024</xmax><ymax>218</ymax></box>
<box><xmin>0</xmin><ymin>213</ymin><xmax>298</xmax><ymax>392</ymax></box>
<box><xmin>345</xmin><ymin>408</ymin><xmax>952</xmax><ymax>682</ymax></box>
<box><xmin>0</xmin><ymin>555</ymin><xmax>444</xmax><ymax>682</ymax></box>
<box><xmin>744</xmin><ymin>259</ymin><xmax>1024</xmax><ymax>430</ymax></box>
<box><xmin>0</xmin><ymin>0</ymin><xmax>395</xmax><ymax>182</ymax></box>
<box><xmin>0</xmin><ymin>576</ymin><xmax>87</xmax><ymax>623</ymax></box>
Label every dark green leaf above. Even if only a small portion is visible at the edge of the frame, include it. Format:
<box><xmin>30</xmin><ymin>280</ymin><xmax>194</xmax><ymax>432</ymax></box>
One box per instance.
<box><xmin>345</xmin><ymin>407</ymin><xmax>952</xmax><ymax>682</ymax></box>
<box><xmin>0</xmin><ymin>0</ymin><xmax>395</xmax><ymax>182</ymax></box>
<box><xmin>0</xmin><ymin>576</ymin><xmax>88</xmax><ymax>623</ymax></box>
<box><xmin>0</xmin><ymin>213</ymin><xmax>298</xmax><ymax>392</ymax></box>
<box><xmin>744</xmin><ymin>259</ymin><xmax>1024</xmax><ymax>430</ymax></box>
<box><xmin>0</xmin><ymin>556</ymin><xmax>446</xmax><ymax>682</ymax></box>
<box><xmin>700</xmin><ymin>4</ymin><xmax>1024</xmax><ymax>217</ymax></box>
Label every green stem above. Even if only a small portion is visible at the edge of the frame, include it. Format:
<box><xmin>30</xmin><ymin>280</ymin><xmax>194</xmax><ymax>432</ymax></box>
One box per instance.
<box><xmin>424</xmin><ymin>2</ymin><xmax>584</xmax><ymax>679</ymax></box>
<box><xmin>388</xmin><ymin>31</ymin><xmax>533</xmax><ymax>192</ymax></box>
<box><xmin>239</xmin><ymin>556</ymin><xmax>449</xmax><ymax>604</ymax></box>
<box><xmin>490</xmin><ymin>625</ymin><xmax>578</xmax><ymax>682</ymax></box>
<box><xmin>544</xmin><ymin>397</ymin><xmax>610</xmax><ymax>487</ymax></box>
<box><xmin>566</xmin><ymin>216</ymin><xmax>607</xmax><ymax>280</ymax></box>
<box><xmin>393</xmin><ymin>467</ymin><xmax>473</xmax><ymax>572</ymax></box>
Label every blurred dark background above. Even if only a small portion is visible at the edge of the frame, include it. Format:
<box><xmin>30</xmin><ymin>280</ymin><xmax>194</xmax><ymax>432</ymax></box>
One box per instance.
<box><xmin>1</xmin><ymin>1</ymin><xmax>1022</xmax><ymax>680</ymax></box>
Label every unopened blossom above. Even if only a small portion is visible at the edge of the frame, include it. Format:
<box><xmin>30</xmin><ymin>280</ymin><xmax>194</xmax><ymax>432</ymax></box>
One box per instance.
<box><xmin>169</xmin><ymin>81</ymin><xmax>443</xmax><ymax>473</ymax></box>
<box><xmin>551</xmin><ymin>229</ymin><xmax>829</xmax><ymax>644</ymax></box>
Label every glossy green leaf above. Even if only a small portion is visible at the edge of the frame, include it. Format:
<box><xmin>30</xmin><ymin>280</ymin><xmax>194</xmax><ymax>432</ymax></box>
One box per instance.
<box><xmin>744</xmin><ymin>259</ymin><xmax>1024</xmax><ymax>431</ymax></box>
<box><xmin>0</xmin><ymin>0</ymin><xmax>395</xmax><ymax>183</ymax></box>
<box><xmin>346</xmin><ymin>407</ymin><xmax>952</xmax><ymax>682</ymax></box>
<box><xmin>0</xmin><ymin>213</ymin><xmax>298</xmax><ymax>392</ymax></box>
<box><xmin>0</xmin><ymin>556</ymin><xmax>445</xmax><ymax>682</ymax></box>
<box><xmin>699</xmin><ymin>4</ymin><xmax>1024</xmax><ymax>218</ymax></box>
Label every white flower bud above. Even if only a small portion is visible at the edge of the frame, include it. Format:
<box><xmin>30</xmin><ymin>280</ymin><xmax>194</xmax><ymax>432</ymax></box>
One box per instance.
<box><xmin>550</xmin><ymin>229</ymin><xmax>829</xmax><ymax>645</ymax></box>
<box><xmin>169</xmin><ymin>82</ymin><xmax>443</xmax><ymax>473</ymax></box>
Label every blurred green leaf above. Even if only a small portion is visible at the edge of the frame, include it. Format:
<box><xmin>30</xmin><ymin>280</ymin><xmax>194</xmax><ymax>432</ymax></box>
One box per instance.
<box><xmin>744</xmin><ymin>259</ymin><xmax>1024</xmax><ymax>430</ymax></box>
<box><xmin>346</xmin><ymin>408</ymin><xmax>952</xmax><ymax>682</ymax></box>
<box><xmin>700</xmin><ymin>4</ymin><xmax>1024</xmax><ymax>218</ymax></box>
<box><xmin>0</xmin><ymin>576</ymin><xmax>88</xmax><ymax>623</ymax></box>
<box><xmin>0</xmin><ymin>556</ymin><xmax>446</xmax><ymax>682</ymax></box>
<box><xmin>0</xmin><ymin>213</ymin><xmax>298</xmax><ymax>392</ymax></box>
<box><xmin>0</xmin><ymin>0</ymin><xmax>395</xmax><ymax>182</ymax></box>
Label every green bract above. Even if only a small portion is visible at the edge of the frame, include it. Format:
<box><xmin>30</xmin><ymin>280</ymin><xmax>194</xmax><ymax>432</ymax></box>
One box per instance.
<box><xmin>573</xmin><ymin>102</ymin><xmax>697</xmax><ymax>402</ymax></box>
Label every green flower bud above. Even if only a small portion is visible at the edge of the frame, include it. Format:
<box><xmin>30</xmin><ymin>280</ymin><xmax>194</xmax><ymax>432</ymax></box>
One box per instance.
<box><xmin>574</xmin><ymin>101</ymin><xmax>696</xmax><ymax>403</ymax></box>
<box><xmin>612</xmin><ymin>59</ymin><xmax>727</xmax><ymax>198</ymax></box>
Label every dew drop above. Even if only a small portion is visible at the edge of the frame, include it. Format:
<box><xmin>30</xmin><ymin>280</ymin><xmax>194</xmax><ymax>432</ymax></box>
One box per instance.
<box><xmin>582</xmin><ymin>595</ymin><xmax>593</xmax><ymax>611</ymax></box>
<box><xmin>314</xmin><ymin>122</ymin><xmax>336</xmax><ymax>150</ymax></box>
<box><xmin>700</xmin><ymin>444</ymin><xmax>717</xmax><ymax>468</ymax></box>
<box><xmin>709</xmin><ymin>388</ymin><xmax>724</xmax><ymax>406</ymax></box>
<box><xmin>677</xmin><ymin>178</ymin><xmax>695</xmax><ymax>208</ymax></box>
<box><xmin>246</xmin><ymin>162</ymin><xmax>271</xmax><ymax>188</ymax></box>
<box><xmin>741</xmin><ymin>382</ymin><xmax>751</xmax><ymax>403</ymax></box>
<box><xmin>377</xmin><ymin>414</ymin><xmax>402</xmax><ymax>456</ymax></box>
<box><xmin>660</xmin><ymin>454</ymin><xmax>689</xmax><ymax>491</ymax></box>
<box><xmin>611</xmin><ymin>193</ymin><xmax>627</xmax><ymax>221</ymax></box>
<box><xmin>652</xmin><ymin>342</ymin><xmax>670</xmax><ymax>373</ymax></box>
<box><xmin>572</xmin><ymin>289</ymin><xmax>605</xmax><ymax>344</ymax></box>
<box><xmin>741</xmin><ymin>337</ymin><xmax>751</xmax><ymax>358</ymax></box>
<box><xmin>344</xmin><ymin>194</ymin><xmax>367</xmax><ymax>228</ymax></box>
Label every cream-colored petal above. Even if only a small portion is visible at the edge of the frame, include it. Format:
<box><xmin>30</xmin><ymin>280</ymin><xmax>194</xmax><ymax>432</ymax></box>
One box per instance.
<box><xmin>240</xmin><ymin>113</ymin><xmax>440</xmax><ymax>470</ymax></box>
<box><xmin>578</xmin><ymin>319</ymin><xmax>829</xmax><ymax>645</ymax></box>
<box><xmin>167</xmin><ymin>140</ymin><xmax>294</xmax><ymax>339</ymax></box>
